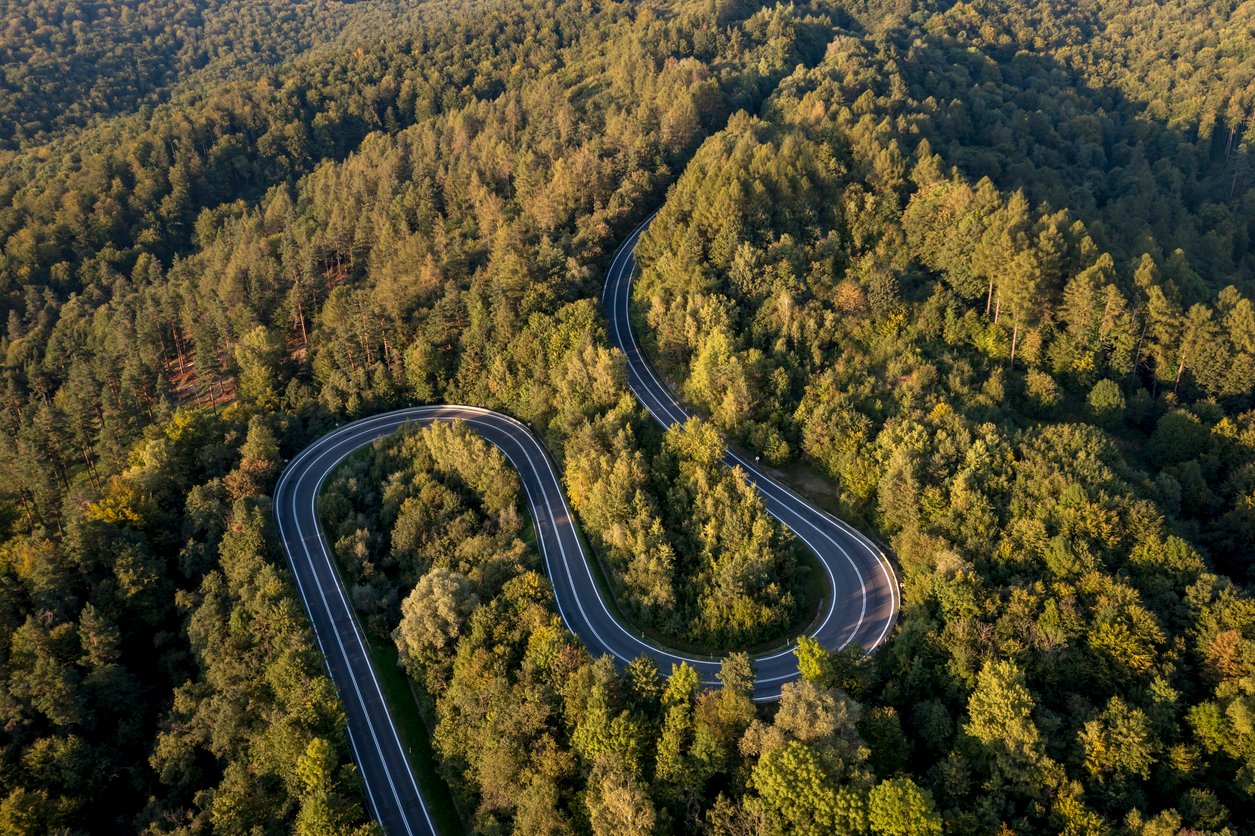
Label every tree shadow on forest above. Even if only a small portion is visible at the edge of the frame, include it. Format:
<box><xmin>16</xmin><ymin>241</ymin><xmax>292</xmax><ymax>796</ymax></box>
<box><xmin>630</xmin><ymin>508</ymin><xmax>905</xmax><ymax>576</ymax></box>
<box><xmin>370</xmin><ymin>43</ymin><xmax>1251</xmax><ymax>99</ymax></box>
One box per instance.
<box><xmin>884</xmin><ymin>25</ymin><xmax>1251</xmax><ymax>300</ymax></box>
<box><xmin>872</xmin><ymin>29</ymin><xmax>1255</xmax><ymax>575</ymax></box>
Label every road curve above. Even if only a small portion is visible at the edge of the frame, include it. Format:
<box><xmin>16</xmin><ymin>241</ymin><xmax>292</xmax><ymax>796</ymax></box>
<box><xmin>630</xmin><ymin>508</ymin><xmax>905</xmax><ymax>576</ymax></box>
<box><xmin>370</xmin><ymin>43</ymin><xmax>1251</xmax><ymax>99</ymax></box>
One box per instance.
<box><xmin>274</xmin><ymin>222</ymin><xmax>899</xmax><ymax>835</ymax></box>
<box><xmin>603</xmin><ymin>216</ymin><xmax>900</xmax><ymax>671</ymax></box>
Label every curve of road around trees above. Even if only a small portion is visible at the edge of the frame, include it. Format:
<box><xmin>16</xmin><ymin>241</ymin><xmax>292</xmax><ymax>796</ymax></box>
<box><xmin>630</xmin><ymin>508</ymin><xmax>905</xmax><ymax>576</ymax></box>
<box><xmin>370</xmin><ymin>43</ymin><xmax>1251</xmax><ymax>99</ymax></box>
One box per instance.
<box><xmin>273</xmin><ymin>218</ymin><xmax>900</xmax><ymax>835</ymax></box>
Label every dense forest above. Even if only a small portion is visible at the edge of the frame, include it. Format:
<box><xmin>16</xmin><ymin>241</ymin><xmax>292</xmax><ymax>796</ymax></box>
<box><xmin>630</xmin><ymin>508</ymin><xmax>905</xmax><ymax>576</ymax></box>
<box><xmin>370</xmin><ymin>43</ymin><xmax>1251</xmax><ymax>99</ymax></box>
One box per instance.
<box><xmin>0</xmin><ymin>0</ymin><xmax>1251</xmax><ymax>832</ymax></box>
<box><xmin>0</xmin><ymin>0</ymin><xmax>467</xmax><ymax>150</ymax></box>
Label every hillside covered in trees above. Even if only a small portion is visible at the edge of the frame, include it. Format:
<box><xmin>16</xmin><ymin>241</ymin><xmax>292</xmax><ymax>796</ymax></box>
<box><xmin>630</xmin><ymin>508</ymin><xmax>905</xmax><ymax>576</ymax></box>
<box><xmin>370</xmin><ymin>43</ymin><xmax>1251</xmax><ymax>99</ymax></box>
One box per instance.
<box><xmin>0</xmin><ymin>0</ymin><xmax>1251</xmax><ymax>833</ymax></box>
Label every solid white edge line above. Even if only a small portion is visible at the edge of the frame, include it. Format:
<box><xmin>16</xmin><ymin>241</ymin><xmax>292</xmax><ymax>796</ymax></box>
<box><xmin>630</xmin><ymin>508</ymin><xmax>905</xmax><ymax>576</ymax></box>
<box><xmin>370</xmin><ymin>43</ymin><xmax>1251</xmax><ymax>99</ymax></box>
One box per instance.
<box><xmin>279</xmin><ymin>418</ymin><xmax>436</xmax><ymax>835</ymax></box>
<box><xmin>307</xmin><ymin>432</ymin><xmax>434</xmax><ymax>835</ymax></box>
<box><xmin>275</xmin><ymin>468</ymin><xmax>390</xmax><ymax>830</ymax></box>
<box><xmin>610</xmin><ymin>223</ymin><xmax>886</xmax><ymax>659</ymax></box>
<box><xmin>274</xmin><ymin>213</ymin><xmax>903</xmax><ymax>829</ymax></box>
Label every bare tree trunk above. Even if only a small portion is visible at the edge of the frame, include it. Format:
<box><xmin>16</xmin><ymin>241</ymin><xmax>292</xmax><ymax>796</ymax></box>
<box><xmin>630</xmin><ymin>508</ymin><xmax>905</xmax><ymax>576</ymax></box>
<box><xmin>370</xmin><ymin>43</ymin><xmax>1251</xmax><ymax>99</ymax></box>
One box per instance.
<box><xmin>294</xmin><ymin>281</ymin><xmax>309</xmax><ymax>348</ymax></box>
<box><xmin>381</xmin><ymin>330</ymin><xmax>397</xmax><ymax>372</ymax></box>
<box><xmin>81</xmin><ymin>444</ymin><xmax>98</xmax><ymax>488</ymax></box>
<box><xmin>17</xmin><ymin>491</ymin><xmax>37</xmax><ymax>530</ymax></box>
<box><xmin>1131</xmin><ymin>318</ymin><xmax>1148</xmax><ymax>381</ymax></box>
<box><xmin>173</xmin><ymin>327</ymin><xmax>189</xmax><ymax>375</ymax></box>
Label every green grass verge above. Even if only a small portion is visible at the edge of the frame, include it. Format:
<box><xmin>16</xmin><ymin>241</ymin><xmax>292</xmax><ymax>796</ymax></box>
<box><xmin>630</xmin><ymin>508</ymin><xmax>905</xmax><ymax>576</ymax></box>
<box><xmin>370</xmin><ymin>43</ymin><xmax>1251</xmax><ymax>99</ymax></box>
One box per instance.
<box><xmin>317</xmin><ymin>447</ymin><xmax>467</xmax><ymax>836</ymax></box>
<box><xmin>358</xmin><ymin>634</ymin><xmax>465</xmax><ymax>836</ymax></box>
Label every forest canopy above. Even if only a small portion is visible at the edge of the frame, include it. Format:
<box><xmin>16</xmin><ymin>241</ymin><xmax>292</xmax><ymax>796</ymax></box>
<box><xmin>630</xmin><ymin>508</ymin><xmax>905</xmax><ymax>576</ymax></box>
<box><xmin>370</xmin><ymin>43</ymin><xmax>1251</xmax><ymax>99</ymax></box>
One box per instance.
<box><xmin>0</xmin><ymin>0</ymin><xmax>1251</xmax><ymax>832</ymax></box>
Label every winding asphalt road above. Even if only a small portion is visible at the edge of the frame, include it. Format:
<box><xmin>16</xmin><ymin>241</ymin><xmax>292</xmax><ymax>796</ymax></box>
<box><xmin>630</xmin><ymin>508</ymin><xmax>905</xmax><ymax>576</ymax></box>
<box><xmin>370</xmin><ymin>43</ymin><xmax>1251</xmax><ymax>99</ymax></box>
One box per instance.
<box><xmin>604</xmin><ymin>218</ymin><xmax>899</xmax><ymax>662</ymax></box>
<box><xmin>274</xmin><ymin>219</ymin><xmax>899</xmax><ymax>834</ymax></box>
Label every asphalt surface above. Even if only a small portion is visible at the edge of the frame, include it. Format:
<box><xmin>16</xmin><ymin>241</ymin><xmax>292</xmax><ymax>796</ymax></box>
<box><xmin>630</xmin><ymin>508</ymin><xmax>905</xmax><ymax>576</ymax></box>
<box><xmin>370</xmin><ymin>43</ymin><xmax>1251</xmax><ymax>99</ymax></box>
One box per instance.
<box><xmin>603</xmin><ymin>217</ymin><xmax>899</xmax><ymax>680</ymax></box>
<box><xmin>274</xmin><ymin>220</ymin><xmax>899</xmax><ymax>834</ymax></box>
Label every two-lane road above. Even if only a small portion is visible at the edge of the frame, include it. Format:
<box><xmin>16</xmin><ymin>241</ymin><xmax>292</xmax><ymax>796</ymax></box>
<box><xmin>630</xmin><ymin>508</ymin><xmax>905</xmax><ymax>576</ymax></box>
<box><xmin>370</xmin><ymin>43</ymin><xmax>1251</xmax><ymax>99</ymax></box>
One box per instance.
<box><xmin>604</xmin><ymin>218</ymin><xmax>899</xmax><ymax>662</ymax></box>
<box><xmin>273</xmin><ymin>221</ymin><xmax>899</xmax><ymax>834</ymax></box>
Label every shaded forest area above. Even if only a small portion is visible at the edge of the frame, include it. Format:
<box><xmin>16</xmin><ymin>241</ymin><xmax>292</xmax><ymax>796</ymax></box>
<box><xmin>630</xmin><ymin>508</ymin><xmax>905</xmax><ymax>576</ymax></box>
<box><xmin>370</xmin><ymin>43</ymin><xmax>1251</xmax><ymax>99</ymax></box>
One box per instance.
<box><xmin>0</xmin><ymin>0</ymin><xmax>1251</xmax><ymax>832</ymax></box>
<box><xmin>0</xmin><ymin>0</ymin><xmax>461</xmax><ymax>150</ymax></box>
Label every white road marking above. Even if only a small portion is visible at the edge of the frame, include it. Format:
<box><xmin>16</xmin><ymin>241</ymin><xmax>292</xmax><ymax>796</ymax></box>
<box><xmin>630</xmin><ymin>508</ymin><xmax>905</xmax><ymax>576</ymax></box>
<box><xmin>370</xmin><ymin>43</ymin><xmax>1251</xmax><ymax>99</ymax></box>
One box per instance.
<box><xmin>274</xmin><ymin>218</ymin><xmax>901</xmax><ymax>832</ymax></box>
